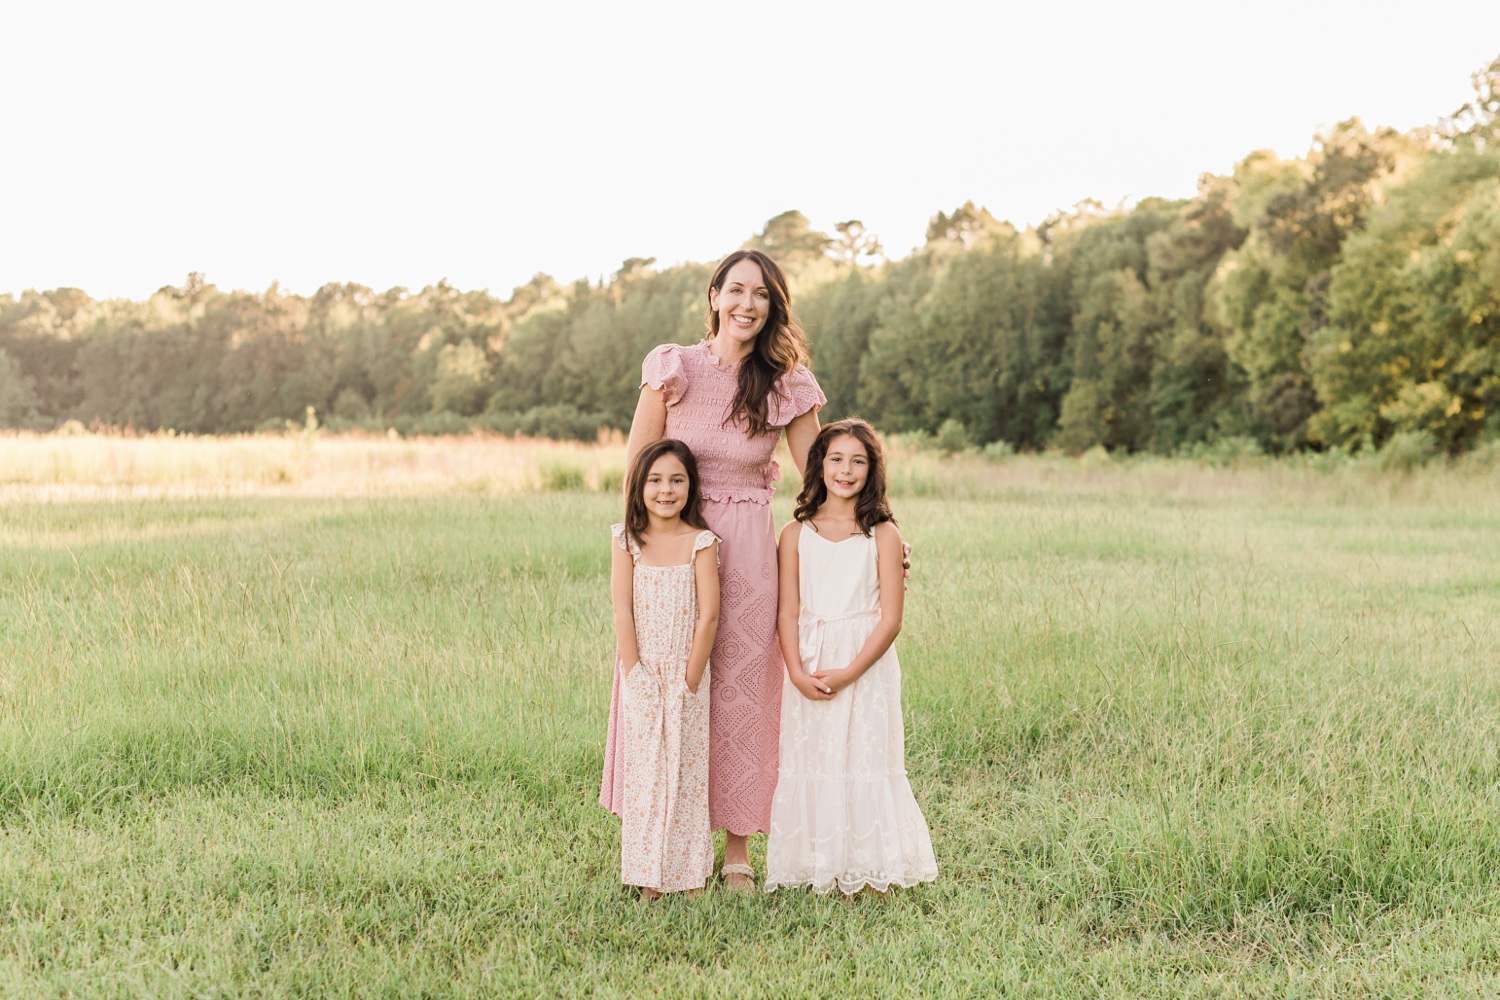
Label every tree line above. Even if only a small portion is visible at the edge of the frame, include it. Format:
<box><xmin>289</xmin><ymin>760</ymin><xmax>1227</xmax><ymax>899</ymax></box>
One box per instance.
<box><xmin>3</xmin><ymin>58</ymin><xmax>1497</xmax><ymax>455</ymax></box>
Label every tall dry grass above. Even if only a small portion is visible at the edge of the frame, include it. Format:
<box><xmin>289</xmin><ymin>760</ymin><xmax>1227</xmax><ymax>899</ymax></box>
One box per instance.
<box><xmin>4</xmin><ymin>428</ymin><xmax>1498</xmax><ymax>509</ymax></box>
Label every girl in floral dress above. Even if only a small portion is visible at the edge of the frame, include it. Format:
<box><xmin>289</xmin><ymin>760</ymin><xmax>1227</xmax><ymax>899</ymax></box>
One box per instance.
<box><xmin>610</xmin><ymin>439</ymin><xmax>721</xmax><ymax>897</ymax></box>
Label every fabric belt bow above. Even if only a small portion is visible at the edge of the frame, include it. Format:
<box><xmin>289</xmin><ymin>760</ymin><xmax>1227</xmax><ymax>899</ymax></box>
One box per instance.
<box><xmin>796</xmin><ymin>608</ymin><xmax>880</xmax><ymax>674</ymax></box>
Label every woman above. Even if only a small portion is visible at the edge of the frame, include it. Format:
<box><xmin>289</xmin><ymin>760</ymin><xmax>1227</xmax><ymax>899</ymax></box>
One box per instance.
<box><xmin>601</xmin><ymin>249</ymin><xmax>824</xmax><ymax>889</ymax></box>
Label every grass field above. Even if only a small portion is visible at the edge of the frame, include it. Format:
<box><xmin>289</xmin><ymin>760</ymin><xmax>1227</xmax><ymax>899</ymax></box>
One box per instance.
<box><xmin>3</xmin><ymin>433</ymin><xmax>1500</xmax><ymax>996</ymax></box>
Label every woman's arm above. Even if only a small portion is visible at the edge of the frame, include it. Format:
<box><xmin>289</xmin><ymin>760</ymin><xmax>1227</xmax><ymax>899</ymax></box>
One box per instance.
<box><xmin>685</xmin><ymin>540</ymin><xmax>720</xmax><ymax>693</ymax></box>
<box><xmin>778</xmin><ymin>522</ymin><xmax>833</xmax><ymax>700</ymax></box>
<box><xmin>784</xmin><ymin>408</ymin><xmax>821</xmax><ymax>479</ymax></box>
<box><xmin>610</xmin><ymin>543</ymin><xmax>641</xmax><ymax>673</ymax></box>
<box><xmin>624</xmin><ymin>386</ymin><xmax>667</xmax><ymax>477</ymax></box>
<box><xmin>812</xmin><ymin>522</ymin><xmax>905</xmax><ymax>693</ymax></box>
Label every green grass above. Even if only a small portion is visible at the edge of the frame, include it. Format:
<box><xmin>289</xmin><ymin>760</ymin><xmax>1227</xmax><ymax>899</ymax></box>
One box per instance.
<box><xmin>2</xmin><ymin>469</ymin><xmax>1500</xmax><ymax>996</ymax></box>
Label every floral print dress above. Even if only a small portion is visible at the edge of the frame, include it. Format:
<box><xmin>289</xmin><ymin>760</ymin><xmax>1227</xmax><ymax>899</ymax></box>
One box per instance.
<box><xmin>614</xmin><ymin>523</ymin><xmax>718</xmax><ymax>893</ymax></box>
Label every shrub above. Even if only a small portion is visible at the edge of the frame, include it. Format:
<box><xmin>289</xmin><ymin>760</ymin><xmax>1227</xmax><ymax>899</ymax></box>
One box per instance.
<box><xmin>1078</xmin><ymin>444</ymin><xmax>1112</xmax><ymax>467</ymax></box>
<box><xmin>1458</xmin><ymin>440</ymin><xmax>1500</xmax><ymax>472</ymax></box>
<box><xmin>539</xmin><ymin>461</ymin><xmax>586</xmax><ymax>491</ymax></box>
<box><xmin>400</xmin><ymin>411</ymin><xmax>470</xmax><ymax>437</ymax></box>
<box><xmin>1376</xmin><ymin>430</ymin><xmax>1438</xmax><ymax>473</ymax></box>
<box><xmin>332</xmin><ymin>387</ymin><xmax>371</xmax><ymax>422</ymax></box>
<box><xmin>597</xmin><ymin>467</ymin><xmax>625</xmax><ymax>494</ymax></box>
<box><xmin>933</xmin><ymin>419</ymin><xmax>973</xmax><ymax>454</ymax></box>
<box><xmin>1182</xmin><ymin>434</ymin><xmax>1264</xmax><ymax>467</ymax></box>
<box><xmin>981</xmin><ymin>439</ymin><xmax>1015</xmax><ymax>460</ymax></box>
<box><xmin>485</xmin><ymin>405</ymin><xmax>604</xmax><ymax>442</ymax></box>
<box><xmin>888</xmin><ymin>430</ymin><xmax>932</xmax><ymax>452</ymax></box>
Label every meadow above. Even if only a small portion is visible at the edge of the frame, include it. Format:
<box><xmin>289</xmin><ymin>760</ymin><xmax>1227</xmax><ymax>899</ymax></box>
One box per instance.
<box><xmin>2</xmin><ymin>432</ymin><xmax>1500</xmax><ymax>997</ymax></box>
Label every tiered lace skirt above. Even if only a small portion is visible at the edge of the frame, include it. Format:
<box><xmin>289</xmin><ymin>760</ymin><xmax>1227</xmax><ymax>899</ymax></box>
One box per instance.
<box><xmin>764</xmin><ymin>612</ymin><xmax>938</xmax><ymax>894</ymax></box>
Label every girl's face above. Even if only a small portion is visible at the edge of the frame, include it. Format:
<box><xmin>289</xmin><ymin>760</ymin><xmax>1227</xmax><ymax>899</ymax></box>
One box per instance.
<box><xmin>642</xmin><ymin>453</ymin><xmax>691</xmax><ymax>521</ymax></box>
<box><xmin>709</xmin><ymin>259</ymin><xmax>770</xmax><ymax>348</ymax></box>
<box><xmin>821</xmin><ymin>433</ymin><xmax>869</xmax><ymax>502</ymax></box>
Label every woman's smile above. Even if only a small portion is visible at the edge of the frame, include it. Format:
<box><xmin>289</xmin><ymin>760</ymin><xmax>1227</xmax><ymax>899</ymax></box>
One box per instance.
<box><xmin>711</xmin><ymin>258</ymin><xmax>770</xmax><ymax>345</ymax></box>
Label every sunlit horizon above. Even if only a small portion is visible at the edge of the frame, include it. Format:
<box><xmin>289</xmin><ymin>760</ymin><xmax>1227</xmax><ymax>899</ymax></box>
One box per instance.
<box><xmin>3</xmin><ymin>0</ymin><xmax>1498</xmax><ymax>302</ymax></box>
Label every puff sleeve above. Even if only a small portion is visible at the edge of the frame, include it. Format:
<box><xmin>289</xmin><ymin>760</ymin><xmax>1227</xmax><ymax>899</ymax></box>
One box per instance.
<box><xmin>766</xmin><ymin>364</ymin><xmax>827</xmax><ymax>428</ymax></box>
<box><xmin>641</xmin><ymin>343</ymin><xmax>688</xmax><ymax>406</ymax></box>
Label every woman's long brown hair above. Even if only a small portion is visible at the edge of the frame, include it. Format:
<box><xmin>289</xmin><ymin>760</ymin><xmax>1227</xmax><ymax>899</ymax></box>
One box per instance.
<box><xmin>704</xmin><ymin>249</ymin><xmax>811</xmax><ymax>438</ymax></box>
<box><xmin>793</xmin><ymin>418</ymin><xmax>896</xmax><ymax>536</ymax></box>
<box><xmin>623</xmin><ymin>438</ymin><xmax>709</xmax><ymax>547</ymax></box>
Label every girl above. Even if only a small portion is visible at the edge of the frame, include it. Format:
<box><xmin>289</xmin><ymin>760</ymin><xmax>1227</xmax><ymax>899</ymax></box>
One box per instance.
<box><xmin>610</xmin><ymin>438</ymin><xmax>721</xmax><ymax>898</ymax></box>
<box><xmin>764</xmin><ymin>419</ymin><xmax>937</xmax><ymax>895</ymax></box>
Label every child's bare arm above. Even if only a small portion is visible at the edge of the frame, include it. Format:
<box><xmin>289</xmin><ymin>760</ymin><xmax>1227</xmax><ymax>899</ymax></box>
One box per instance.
<box><xmin>778</xmin><ymin>522</ymin><xmax>833</xmax><ymax>700</ymax></box>
<box><xmin>685</xmin><ymin>540</ymin><xmax>719</xmax><ymax>693</ymax></box>
<box><xmin>610</xmin><ymin>542</ymin><xmax>640</xmax><ymax>673</ymax></box>
<box><xmin>814</xmin><ymin>522</ymin><xmax>905</xmax><ymax>693</ymax></box>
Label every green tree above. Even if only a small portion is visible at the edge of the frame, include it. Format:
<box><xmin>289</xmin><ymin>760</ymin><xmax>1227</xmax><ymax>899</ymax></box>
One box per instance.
<box><xmin>1308</xmin><ymin>144</ymin><xmax>1500</xmax><ymax>450</ymax></box>
<box><xmin>856</xmin><ymin>251</ymin><xmax>946</xmax><ymax>432</ymax></box>
<box><xmin>830</xmin><ymin>220</ymin><xmax>883</xmax><ymax>268</ymax></box>
<box><xmin>924</xmin><ymin>200</ymin><xmax>1005</xmax><ymax>251</ymax></box>
<box><xmin>429</xmin><ymin>341</ymin><xmax>492</xmax><ymax>415</ymax></box>
<box><xmin>1210</xmin><ymin>121</ymin><xmax>1418</xmax><ymax>448</ymax></box>
<box><xmin>1054</xmin><ymin>201</ymin><xmax>1175</xmax><ymax>452</ymax></box>
<box><xmin>744</xmin><ymin>211</ymin><xmax>835</xmax><ymax>287</ymax></box>
<box><xmin>1144</xmin><ymin>175</ymin><xmax>1250</xmax><ymax>451</ymax></box>
<box><xmin>799</xmin><ymin>268</ymin><xmax>884</xmax><ymax>419</ymax></box>
<box><xmin>0</xmin><ymin>347</ymin><xmax>39</xmax><ymax>424</ymax></box>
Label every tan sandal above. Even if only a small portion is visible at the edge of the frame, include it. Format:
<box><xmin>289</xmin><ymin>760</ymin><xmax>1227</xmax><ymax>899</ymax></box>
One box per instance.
<box><xmin>720</xmin><ymin>863</ymin><xmax>755</xmax><ymax>891</ymax></box>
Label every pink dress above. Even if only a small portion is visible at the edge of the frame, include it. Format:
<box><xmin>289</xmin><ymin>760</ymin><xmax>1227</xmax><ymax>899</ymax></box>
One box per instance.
<box><xmin>601</xmin><ymin>341</ymin><xmax>825</xmax><ymax>836</ymax></box>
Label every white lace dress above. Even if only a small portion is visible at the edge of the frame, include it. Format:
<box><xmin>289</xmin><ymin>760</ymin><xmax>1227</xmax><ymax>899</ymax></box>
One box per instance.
<box><xmin>764</xmin><ymin>525</ymin><xmax>938</xmax><ymax>894</ymax></box>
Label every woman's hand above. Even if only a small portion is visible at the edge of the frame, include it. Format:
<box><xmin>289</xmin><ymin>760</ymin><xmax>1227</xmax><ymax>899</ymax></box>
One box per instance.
<box><xmin>902</xmin><ymin>541</ymin><xmax>912</xmax><ymax>589</ymax></box>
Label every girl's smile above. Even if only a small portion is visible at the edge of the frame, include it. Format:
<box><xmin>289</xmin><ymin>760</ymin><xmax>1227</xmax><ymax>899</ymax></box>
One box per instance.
<box><xmin>821</xmin><ymin>433</ymin><xmax>869</xmax><ymax>500</ymax></box>
<box><xmin>643</xmin><ymin>453</ymin><xmax>690</xmax><ymax>520</ymax></box>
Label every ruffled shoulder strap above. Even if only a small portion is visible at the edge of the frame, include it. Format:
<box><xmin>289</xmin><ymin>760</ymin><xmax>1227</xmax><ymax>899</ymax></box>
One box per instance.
<box><xmin>690</xmin><ymin>529</ymin><xmax>720</xmax><ymax>565</ymax></box>
<box><xmin>641</xmin><ymin>343</ymin><xmax>688</xmax><ymax>406</ymax></box>
<box><xmin>767</xmin><ymin>364</ymin><xmax>827</xmax><ymax>428</ymax></box>
<box><xmin>610</xmin><ymin>523</ymin><xmax>641</xmax><ymax>562</ymax></box>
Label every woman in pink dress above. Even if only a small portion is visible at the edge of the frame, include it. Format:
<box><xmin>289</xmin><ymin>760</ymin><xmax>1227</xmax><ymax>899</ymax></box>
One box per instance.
<box><xmin>601</xmin><ymin>249</ymin><xmax>824</xmax><ymax>889</ymax></box>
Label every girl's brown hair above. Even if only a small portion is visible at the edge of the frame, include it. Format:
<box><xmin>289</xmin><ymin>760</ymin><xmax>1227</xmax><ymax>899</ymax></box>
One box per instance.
<box><xmin>623</xmin><ymin>439</ymin><xmax>709</xmax><ymax>547</ymax></box>
<box><xmin>705</xmin><ymin>249</ymin><xmax>811</xmax><ymax>438</ymax></box>
<box><xmin>793</xmin><ymin>418</ymin><xmax>895</xmax><ymax>536</ymax></box>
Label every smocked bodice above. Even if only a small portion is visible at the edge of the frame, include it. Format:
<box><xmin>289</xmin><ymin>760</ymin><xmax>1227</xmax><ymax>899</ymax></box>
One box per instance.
<box><xmin>642</xmin><ymin>342</ymin><xmax>825</xmax><ymax>504</ymax></box>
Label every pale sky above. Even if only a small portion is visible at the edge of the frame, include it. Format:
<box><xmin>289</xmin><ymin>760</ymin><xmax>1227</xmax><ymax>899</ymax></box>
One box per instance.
<box><xmin>3</xmin><ymin>0</ymin><xmax>1498</xmax><ymax>302</ymax></box>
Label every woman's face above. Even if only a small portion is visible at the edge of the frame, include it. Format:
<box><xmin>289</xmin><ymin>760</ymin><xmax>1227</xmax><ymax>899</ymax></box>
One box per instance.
<box><xmin>709</xmin><ymin>258</ymin><xmax>770</xmax><ymax>348</ymax></box>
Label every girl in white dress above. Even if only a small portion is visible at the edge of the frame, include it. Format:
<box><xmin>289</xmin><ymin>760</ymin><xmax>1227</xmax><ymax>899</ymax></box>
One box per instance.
<box><xmin>764</xmin><ymin>419</ymin><xmax>937</xmax><ymax>894</ymax></box>
<box><xmin>610</xmin><ymin>438</ymin><xmax>721</xmax><ymax>898</ymax></box>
